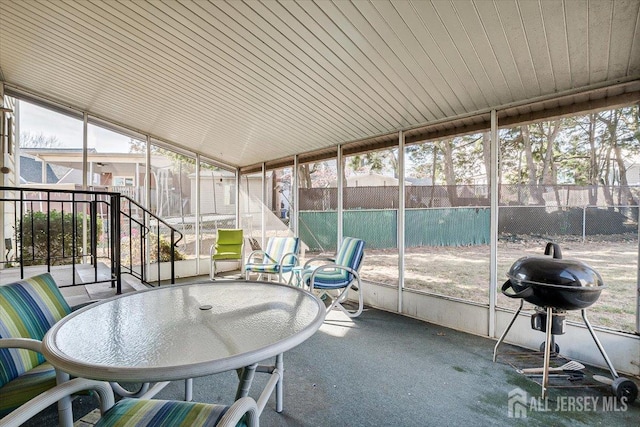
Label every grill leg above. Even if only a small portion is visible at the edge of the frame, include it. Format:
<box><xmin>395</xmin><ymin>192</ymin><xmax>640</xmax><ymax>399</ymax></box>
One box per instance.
<box><xmin>541</xmin><ymin>306</ymin><xmax>553</xmax><ymax>398</ymax></box>
<box><xmin>582</xmin><ymin>309</ymin><xmax>619</xmax><ymax>379</ymax></box>
<box><xmin>493</xmin><ymin>299</ymin><xmax>524</xmax><ymax>362</ymax></box>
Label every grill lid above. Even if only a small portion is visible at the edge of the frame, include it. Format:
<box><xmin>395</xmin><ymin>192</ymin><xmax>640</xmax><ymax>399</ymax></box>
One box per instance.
<box><xmin>502</xmin><ymin>242</ymin><xmax>605</xmax><ymax>310</ymax></box>
<box><xmin>506</xmin><ymin>243</ymin><xmax>604</xmax><ymax>289</ymax></box>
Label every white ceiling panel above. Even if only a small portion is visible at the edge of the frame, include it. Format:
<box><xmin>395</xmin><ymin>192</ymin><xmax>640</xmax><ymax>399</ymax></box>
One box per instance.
<box><xmin>1</xmin><ymin>0</ymin><xmax>639</xmax><ymax>168</ymax></box>
<box><xmin>518</xmin><ymin>0</ymin><xmax>556</xmax><ymax>93</ymax></box>
<box><xmin>588</xmin><ymin>0</ymin><xmax>615</xmax><ymax>83</ymax></box>
<box><xmin>608</xmin><ymin>0</ymin><xmax>640</xmax><ymax>78</ymax></box>
<box><xmin>539</xmin><ymin>0</ymin><xmax>572</xmax><ymax>90</ymax></box>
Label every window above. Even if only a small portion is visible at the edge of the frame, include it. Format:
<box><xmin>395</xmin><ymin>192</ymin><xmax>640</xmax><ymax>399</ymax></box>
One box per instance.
<box><xmin>404</xmin><ymin>132</ymin><xmax>490</xmax><ymax>299</ymax></box>
<box><xmin>497</xmin><ymin>105</ymin><xmax>639</xmax><ymax>332</ymax></box>
<box><xmin>112</xmin><ymin>177</ymin><xmax>134</xmax><ymax>187</ymax></box>
<box><xmin>344</xmin><ymin>148</ymin><xmax>400</xmax><ymax>287</ymax></box>
<box><xmin>298</xmin><ymin>159</ymin><xmax>338</xmax><ymax>253</ymax></box>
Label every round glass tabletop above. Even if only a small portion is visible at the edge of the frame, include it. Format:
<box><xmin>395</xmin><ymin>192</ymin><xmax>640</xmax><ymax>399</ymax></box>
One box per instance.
<box><xmin>42</xmin><ymin>281</ymin><xmax>325</xmax><ymax>382</ymax></box>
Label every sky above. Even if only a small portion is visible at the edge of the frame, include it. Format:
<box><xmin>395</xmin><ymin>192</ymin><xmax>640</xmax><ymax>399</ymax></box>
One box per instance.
<box><xmin>18</xmin><ymin>100</ymin><xmax>136</xmax><ymax>153</ymax></box>
<box><xmin>18</xmin><ymin>98</ymin><xmax>419</xmax><ymax>175</ymax></box>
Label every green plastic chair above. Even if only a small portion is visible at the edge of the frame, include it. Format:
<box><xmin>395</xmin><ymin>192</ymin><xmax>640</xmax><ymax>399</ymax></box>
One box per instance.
<box><xmin>210</xmin><ymin>229</ymin><xmax>244</xmax><ymax>280</ymax></box>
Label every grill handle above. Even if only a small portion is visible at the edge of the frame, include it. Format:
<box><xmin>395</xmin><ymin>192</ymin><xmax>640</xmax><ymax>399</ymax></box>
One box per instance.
<box><xmin>544</xmin><ymin>242</ymin><xmax>562</xmax><ymax>259</ymax></box>
<box><xmin>501</xmin><ymin>280</ymin><xmax>534</xmax><ymax>299</ymax></box>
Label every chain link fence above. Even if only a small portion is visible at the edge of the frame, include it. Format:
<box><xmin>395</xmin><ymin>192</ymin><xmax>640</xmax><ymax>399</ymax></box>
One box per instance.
<box><xmin>297</xmin><ymin>184</ymin><xmax>638</xmax><ymax>331</ymax></box>
<box><xmin>299</xmin><ymin>185</ymin><xmax>640</xmax><ymax>247</ymax></box>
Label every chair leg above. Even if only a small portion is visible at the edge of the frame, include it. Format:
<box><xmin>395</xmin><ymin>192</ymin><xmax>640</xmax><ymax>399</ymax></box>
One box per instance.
<box><xmin>236</xmin><ymin>364</ymin><xmax>258</xmax><ymax>400</ymax></box>
<box><xmin>325</xmin><ymin>289</ymin><xmax>345</xmax><ymax>313</ymax></box>
<box><xmin>327</xmin><ymin>279</ymin><xmax>363</xmax><ymax>318</ymax></box>
<box><xmin>184</xmin><ymin>378</ymin><xmax>193</xmax><ymax>401</ymax></box>
<box><xmin>253</xmin><ymin>354</ymin><xmax>284</xmax><ymax>413</ymax></box>
<box><xmin>276</xmin><ymin>353</ymin><xmax>284</xmax><ymax>412</ymax></box>
<box><xmin>210</xmin><ymin>260</ymin><xmax>216</xmax><ymax>281</ymax></box>
<box><xmin>56</xmin><ymin>370</ymin><xmax>73</xmax><ymax>427</ymax></box>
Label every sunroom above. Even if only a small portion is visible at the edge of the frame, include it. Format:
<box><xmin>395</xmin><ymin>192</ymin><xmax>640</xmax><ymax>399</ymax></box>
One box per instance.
<box><xmin>0</xmin><ymin>0</ymin><xmax>639</xmax><ymax>425</ymax></box>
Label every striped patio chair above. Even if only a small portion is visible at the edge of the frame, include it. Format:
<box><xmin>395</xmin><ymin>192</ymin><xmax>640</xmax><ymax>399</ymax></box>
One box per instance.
<box><xmin>0</xmin><ymin>378</ymin><xmax>258</xmax><ymax>427</ymax></box>
<box><xmin>299</xmin><ymin>237</ymin><xmax>366</xmax><ymax>318</ymax></box>
<box><xmin>244</xmin><ymin>237</ymin><xmax>300</xmax><ymax>283</ymax></box>
<box><xmin>0</xmin><ymin>273</ymin><xmax>71</xmax><ymax>418</ymax></box>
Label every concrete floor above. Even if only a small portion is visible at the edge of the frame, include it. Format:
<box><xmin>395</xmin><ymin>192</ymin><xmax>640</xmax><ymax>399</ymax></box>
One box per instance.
<box><xmin>6</xmin><ymin>272</ymin><xmax>640</xmax><ymax>426</ymax></box>
<box><xmin>152</xmin><ymin>306</ymin><xmax>639</xmax><ymax>427</ymax></box>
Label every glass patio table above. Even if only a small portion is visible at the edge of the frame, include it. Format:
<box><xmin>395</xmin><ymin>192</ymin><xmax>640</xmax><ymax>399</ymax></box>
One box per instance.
<box><xmin>42</xmin><ymin>281</ymin><xmax>325</xmax><ymax>424</ymax></box>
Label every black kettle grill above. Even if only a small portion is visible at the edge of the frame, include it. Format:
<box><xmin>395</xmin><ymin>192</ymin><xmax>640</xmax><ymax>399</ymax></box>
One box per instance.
<box><xmin>503</xmin><ymin>242</ymin><xmax>604</xmax><ymax>310</ymax></box>
<box><xmin>493</xmin><ymin>243</ymin><xmax>637</xmax><ymax>403</ymax></box>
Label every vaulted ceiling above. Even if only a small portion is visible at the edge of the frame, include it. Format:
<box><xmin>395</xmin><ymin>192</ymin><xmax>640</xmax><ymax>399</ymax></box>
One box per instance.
<box><xmin>1</xmin><ymin>0</ymin><xmax>639</xmax><ymax>168</ymax></box>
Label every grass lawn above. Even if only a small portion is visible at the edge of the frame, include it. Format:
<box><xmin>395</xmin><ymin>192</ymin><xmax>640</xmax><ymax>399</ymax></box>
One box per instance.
<box><xmin>320</xmin><ymin>235</ymin><xmax>639</xmax><ymax>334</ymax></box>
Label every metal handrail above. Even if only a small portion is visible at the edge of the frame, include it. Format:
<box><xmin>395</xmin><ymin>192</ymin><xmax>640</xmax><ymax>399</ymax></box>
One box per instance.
<box><xmin>118</xmin><ymin>194</ymin><xmax>183</xmax><ymax>287</ymax></box>
<box><xmin>0</xmin><ymin>186</ymin><xmax>183</xmax><ymax>291</ymax></box>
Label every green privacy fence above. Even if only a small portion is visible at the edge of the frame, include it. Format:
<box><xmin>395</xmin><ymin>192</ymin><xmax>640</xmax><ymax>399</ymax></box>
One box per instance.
<box><xmin>299</xmin><ymin>208</ymin><xmax>490</xmax><ymax>251</ymax></box>
<box><xmin>298</xmin><ymin>211</ymin><xmax>338</xmax><ymax>252</ymax></box>
<box><xmin>405</xmin><ymin>208</ymin><xmax>490</xmax><ymax>247</ymax></box>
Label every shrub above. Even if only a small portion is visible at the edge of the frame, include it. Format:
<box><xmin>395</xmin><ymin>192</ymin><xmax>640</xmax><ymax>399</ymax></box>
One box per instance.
<box><xmin>18</xmin><ymin>210</ymin><xmax>102</xmax><ymax>266</ymax></box>
<box><xmin>120</xmin><ymin>232</ymin><xmax>185</xmax><ymax>264</ymax></box>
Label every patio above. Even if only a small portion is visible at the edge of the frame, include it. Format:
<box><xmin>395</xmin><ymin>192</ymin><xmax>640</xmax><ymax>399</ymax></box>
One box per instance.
<box><xmin>1</xmin><ymin>1</ymin><xmax>640</xmax><ymax>425</ymax></box>
<box><xmin>17</xmin><ymin>278</ymin><xmax>640</xmax><ymax>427</ymax></box>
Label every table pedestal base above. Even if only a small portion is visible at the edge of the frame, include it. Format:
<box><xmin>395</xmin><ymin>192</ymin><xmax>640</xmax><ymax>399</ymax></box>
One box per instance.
<box><xmin>236</xmin><ymin>353</ymin><xmax>284</xmax><ymax>413</ymax></box>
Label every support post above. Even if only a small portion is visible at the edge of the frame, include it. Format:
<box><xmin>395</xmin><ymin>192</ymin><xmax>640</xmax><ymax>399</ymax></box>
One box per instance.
<box><xmin>397</xmin><ymin>130</ymin><xmax>405</xmax><ymax>313</ymax></box>
<box><xmin>489</xmin><ymin>109</ymin><xmax>498</xmax><ymax>338</ymax></box>
<box><xmin>110</xmin><ymin>194</ymin><xmax>122</xmax><ymax>294</ymax></box>
<box><xmin>337</xmin><ymin>145</ymin><xmax>343</xmax><ymax>245</ymax></box>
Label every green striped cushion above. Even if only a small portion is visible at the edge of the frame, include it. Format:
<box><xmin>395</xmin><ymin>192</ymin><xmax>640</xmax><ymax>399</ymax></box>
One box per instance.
<box><xmin>0</xmin><ymin>361</ymin><xmax>57</xmax><ymax>417</ymax></box>
<box><xmin>302</xmin><ymin>237</ymin><xmax>365</xmax><ymax>289</ymax></box>
<box><xmin>245</xmin><ymin>263</ymin><xmax>280</xmax><ymax>274</ymax></box>
<box><xmin>96</xmin><ymin>399</ymin><xmax>247</xmax><ymax>427</ymax></box>
<box><xmin>245</xmin><ymin>237</ymin><xmax>299</xmax><ymax>274</ymax></box>
<box><xmin>264</xmin><ymin>237</ymin><xmax>299</xmax><ymax>266</ymax></box>
<box><xmin>0</xmin><ymin>273</ymin><xmax>71</xmax><ymax>387</ymax></box>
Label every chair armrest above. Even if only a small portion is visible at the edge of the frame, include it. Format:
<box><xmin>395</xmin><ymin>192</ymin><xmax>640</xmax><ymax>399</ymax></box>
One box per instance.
<box><xmin>0</xmin><ymin>378</ymin><xmax>115</xmax><ymax>427</ymax></box>
<box><xmin>278</xmin><ymin>252</ymin><xmax>299</xmax><ymax>267</ymax></box>
<box><xmin>217</xmin><ymin>396</ymin><xmax>259</xmax><ymax>427</ymax></box>
<box><xmin>71</xmin><ymin>300</ymin><xmax>99</xmax><ymax>311</ymax></box>
<box><xmin>109</xmin><ymin>382</ymin><xmax>151</xmax><ymax>398</ymax></box>
<box><xmin>246</xmin><ymin>249</ymin><xmax>268</xmax><ymax>264</ymax></box>
<box><xmin>303</xmin><ymin>256</ymin><xmax>335</xmax><ymax>268</ymax></box>
<box><xmin>0</xmin><ymin>338</ymin><xmax>43</xmax><ymax>353</ymax></box>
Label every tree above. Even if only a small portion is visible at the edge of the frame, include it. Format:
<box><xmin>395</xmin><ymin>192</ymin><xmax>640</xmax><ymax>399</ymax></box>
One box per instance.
<box><xmin>298</xmin><ymin>162</ymin><xmax>336</xmax><ymax>188</ymax></box>
<box><xmin>438</xmin><ymin>139</ymin><xmax>457</xmax><ymax>205</ymax></box>
<box><xmin>20</xmin><ymin>132</ymin><xmax>61</xmax><ymax>148</ymax></box>
<box><xmin>405</xmin><ymin>143</ymin><xmax>437</xmax><ymax>180</ymax></box>
<box><xmin>597</xmin><ymin>108</ymin><xmax>639</xmax><ymax>206</ymax></box>
<box><xmin>298</xmin><ymin>163</ymin><xmax>319</xmax><ymax>189</ymax></box>
<box><xmin>129</xmin><ymin>138</ymin><xmax>198</xmax><ymax>217</ymax></box>
<box><xmin>346</xmin><ymin>150</ymin><xmax>398</xmax><ymax>178</ymax></box>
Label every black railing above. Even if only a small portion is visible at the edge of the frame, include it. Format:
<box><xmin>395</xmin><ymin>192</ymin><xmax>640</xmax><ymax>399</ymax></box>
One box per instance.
<box><xmin>117</xmin><ymin>194</ymin><xmax>184</xmax><ymax>287</ymax></box>
<box><xmin>0</xmin><ymin>186</ymin><xmax>183</xmax><ymax>292</ymax></box>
